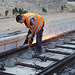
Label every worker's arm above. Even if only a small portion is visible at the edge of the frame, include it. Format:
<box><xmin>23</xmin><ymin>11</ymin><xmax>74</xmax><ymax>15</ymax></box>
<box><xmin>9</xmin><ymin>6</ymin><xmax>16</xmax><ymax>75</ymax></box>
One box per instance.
<box><xmin>23</xmin><ymin>30</ymin><xmax>31</xmax><ymax>45</ymax></box>
<box><xmin>28</xmin><ymin>23</ymin><xmax>37</xmax><ymax>39</ymax></box>
<box><xmin>28</xmin><ymin>19</ymin><xmax>37</xmax><ymax>39</ymax></box>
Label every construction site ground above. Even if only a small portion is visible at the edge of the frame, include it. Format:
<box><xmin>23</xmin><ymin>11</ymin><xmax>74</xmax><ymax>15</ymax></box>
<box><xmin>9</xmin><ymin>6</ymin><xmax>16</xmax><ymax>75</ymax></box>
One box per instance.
<box><xmin>0</xmin><ymin>12</ymin><xmax>75</xmax><ymax>34</ymax></box>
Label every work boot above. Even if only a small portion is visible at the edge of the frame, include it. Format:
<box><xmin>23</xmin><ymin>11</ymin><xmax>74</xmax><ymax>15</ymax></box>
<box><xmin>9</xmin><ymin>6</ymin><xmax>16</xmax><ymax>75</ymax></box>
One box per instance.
<box><xmin>35</xmin><ymin>52</ymin><xmax>41</xmax><ymax>56</ymax></box>
<box><xmin>34</xmin><ymin>50</ymin><xmax>41</xmax><ymax>56</ymax></box>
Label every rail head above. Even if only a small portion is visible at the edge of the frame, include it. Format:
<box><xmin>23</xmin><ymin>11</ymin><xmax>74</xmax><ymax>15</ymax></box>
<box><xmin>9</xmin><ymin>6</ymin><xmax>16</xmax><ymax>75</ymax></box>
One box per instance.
<box><xmin>37</xmin><ymin>53</ymin><xmax>75</xmax><ymax>75</ymax></box>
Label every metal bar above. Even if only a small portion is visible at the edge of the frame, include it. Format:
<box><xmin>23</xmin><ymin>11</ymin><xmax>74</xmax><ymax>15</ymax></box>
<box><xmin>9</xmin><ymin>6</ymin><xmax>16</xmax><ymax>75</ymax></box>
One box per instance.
<box><xmin>56</xmin><ymin>45</ymin><xmax>75</xmax><ymax>50</ymax></box>
<box><xmin>37</xmin><ymin>52</ymin><xmax>75</xmax><ymax>75</ymax></box>
<box><xmin>0</xmin><ymin>30</ymin><xmax>75</xmax><ymax>61</ymax></box>
<box><xmin>32</xmin><ymin>55</ymin><xmax>60</xmax><ymax>62</ymax></box>
<box><xmin>45</xmin><ymin>49</ymin><xmax>71</xmax><ymax>55</ymax></box>
<box><xmin>0</xmin><ymin>72</ymin><xmax>15</xmax><ymax>75</ymax></box>
<box><xmin>16</xmin><ymin>62</ymin><xmax>45</xmax><ymax>70</ymax></box>
<box><xmin>64</xmin><ymin>42</ymin><xmax>75</xmax><ymax>45</ymax></box>
<box><xmin>0</xmin><ymin>45</ymin><xmax>29</xmax><ymax>61</ymax></box>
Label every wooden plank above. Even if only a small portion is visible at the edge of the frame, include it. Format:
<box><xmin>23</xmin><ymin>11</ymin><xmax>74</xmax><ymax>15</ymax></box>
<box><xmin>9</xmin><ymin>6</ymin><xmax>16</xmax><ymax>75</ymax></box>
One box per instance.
<box><xmin>0</xmin><ymin>35</ymin><xmax>26</xmax><ymax>45</ymax></box>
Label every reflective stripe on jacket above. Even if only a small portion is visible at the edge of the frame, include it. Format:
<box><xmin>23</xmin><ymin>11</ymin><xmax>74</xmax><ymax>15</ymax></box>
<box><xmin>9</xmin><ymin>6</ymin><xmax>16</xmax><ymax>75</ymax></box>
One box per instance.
<box><xmin>23</xmin><ymin>13</ymin><xmax>44</xmax><ymax>34</ymax></box>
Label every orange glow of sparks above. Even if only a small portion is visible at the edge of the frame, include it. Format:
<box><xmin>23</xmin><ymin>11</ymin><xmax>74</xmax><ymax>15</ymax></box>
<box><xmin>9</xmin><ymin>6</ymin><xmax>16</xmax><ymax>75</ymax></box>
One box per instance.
<box><xmin>32</xmin><ymin>35</ymin><xmax>57</xmax><ymax>44</ymax></box>
<box><xmin>32</xmin><ymin>31</ymin><xmax>65</xmax><ymax>44</ymax></box>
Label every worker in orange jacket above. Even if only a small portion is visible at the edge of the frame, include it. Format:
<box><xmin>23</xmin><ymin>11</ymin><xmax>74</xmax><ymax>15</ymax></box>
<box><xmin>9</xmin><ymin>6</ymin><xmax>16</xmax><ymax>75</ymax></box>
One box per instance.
<box><xmin>16</xmin><ymin>13</ymin><xmax>44</xmax><ymax>55</ymax></box>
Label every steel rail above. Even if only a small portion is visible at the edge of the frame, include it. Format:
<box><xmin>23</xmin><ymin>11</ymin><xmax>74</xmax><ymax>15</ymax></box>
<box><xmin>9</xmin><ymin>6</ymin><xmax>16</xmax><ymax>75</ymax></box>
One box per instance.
<box><xmin>0</xmin><ymin>30</ymin><xmax>74</xmax><ymax>61</ymax></box>
<box><xmin>37</xmin><ymin>52</ymin><xmax>75</xmax><ymax>75</ymax></box>
<box><xmin>0</xmin><ymin>31</ymin><xmax>75</xmax><ymax>75</ymax></box>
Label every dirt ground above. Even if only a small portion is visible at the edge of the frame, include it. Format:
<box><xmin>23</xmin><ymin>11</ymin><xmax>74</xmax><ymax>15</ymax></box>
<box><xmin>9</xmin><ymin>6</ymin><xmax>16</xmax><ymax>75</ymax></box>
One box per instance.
<box><xmin>0</xmin><ymin>12</ymin><xmax>75</xmax><ymax>34</ymax></box>
<box><xmin>0</xmin><ymin>2</ymin><xmax>75</xmax><ymax>34</ymax></box>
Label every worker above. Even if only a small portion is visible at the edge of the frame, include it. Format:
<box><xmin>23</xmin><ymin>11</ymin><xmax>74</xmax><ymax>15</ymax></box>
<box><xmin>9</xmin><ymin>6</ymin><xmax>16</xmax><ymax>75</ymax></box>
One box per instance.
<box><xmin>16</xmin><ymin>13</ymin><xmax>44</xmax><ymax>55</ymax></box>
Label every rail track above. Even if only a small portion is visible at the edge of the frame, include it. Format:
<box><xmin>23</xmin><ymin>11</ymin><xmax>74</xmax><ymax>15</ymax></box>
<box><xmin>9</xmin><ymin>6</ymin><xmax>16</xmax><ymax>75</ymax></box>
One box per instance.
<box><xmin>0</xmin><ymin>30</ymin><xmax>75</xmax><ymax>75</ymax></box>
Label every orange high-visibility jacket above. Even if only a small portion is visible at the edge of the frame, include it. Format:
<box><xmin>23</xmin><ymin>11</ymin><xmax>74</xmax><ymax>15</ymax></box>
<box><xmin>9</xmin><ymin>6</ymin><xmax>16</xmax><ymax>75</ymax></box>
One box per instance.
<box><xmin>23</xmin><ymin>13</ymin><xmax>44</xmax><ymax>34</ymax></box>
